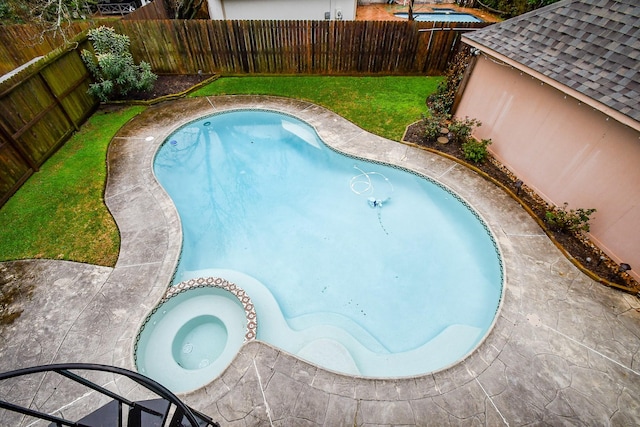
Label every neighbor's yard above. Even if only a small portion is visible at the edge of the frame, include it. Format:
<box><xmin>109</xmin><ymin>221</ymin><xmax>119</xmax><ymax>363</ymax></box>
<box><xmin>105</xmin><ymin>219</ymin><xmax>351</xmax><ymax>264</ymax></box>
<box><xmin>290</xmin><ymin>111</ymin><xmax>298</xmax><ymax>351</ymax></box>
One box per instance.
<box><xmin>0</xmin><ymin>76</ymin><xmax>441</xmax><ymax>266</ymax></box>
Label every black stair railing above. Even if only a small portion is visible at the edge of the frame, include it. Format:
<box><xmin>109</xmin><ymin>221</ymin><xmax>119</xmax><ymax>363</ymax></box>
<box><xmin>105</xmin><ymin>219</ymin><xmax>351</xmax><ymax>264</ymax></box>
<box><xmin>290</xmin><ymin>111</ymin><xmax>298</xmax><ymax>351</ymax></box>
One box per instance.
<box><xmin>0</xmin><ymin>363</ymin><xmax>218</xmax><ymax>427</ymax></box>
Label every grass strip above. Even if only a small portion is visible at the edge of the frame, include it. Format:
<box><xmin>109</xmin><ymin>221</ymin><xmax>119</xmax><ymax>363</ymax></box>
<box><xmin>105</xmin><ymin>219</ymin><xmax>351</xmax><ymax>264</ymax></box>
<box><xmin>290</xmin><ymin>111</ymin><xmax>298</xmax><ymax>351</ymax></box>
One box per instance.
<box><xmin>0</xmin><ymin>106</ymin><xmax>146</xmax><ymax>267</ymax></box>
<box><xmin>191</xmin><ymin>76</ymin><xmax>441</xmax><ymax>141</ymax></box>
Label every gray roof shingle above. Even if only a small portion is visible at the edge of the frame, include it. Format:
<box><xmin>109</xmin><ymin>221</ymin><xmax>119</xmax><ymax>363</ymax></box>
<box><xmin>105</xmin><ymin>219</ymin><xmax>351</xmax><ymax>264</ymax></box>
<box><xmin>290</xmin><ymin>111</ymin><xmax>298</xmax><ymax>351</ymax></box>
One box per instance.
<box><xmin>464</xmin><ymin>0</ymin><xmax>640</xmax><ymax>123</ymax></box>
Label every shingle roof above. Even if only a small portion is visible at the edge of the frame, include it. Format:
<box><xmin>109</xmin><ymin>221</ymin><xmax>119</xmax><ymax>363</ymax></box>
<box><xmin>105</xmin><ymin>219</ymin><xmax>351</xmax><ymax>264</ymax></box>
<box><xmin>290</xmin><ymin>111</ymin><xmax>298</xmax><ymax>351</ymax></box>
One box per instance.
<box><xmin>463</xmin><ymin>0</ymin><xmax>640</xmax><ymax>123</ymax></box>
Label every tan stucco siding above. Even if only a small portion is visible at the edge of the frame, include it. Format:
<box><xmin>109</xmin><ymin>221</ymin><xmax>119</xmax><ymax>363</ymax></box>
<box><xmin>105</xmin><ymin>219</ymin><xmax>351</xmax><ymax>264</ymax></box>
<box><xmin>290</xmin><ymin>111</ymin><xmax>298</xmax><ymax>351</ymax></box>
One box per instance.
<box><xmin>457</xmin><ymin>55</ymin><xmax>640</xmax><ymax>281</ymax></box>
<box><xmin>210</xmin><ymin>0</ymin><xmax>357</xmax><ymax>20</ymax></box>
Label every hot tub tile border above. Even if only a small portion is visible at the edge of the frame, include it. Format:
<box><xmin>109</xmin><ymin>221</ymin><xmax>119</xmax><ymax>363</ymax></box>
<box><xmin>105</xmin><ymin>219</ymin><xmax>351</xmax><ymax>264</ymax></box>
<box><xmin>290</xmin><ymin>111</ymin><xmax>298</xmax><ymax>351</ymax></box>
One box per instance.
<box><xmin>134</xmin><ymin>277</ymin><xmax>258</xmax><ymax>359</ymax></box>
<box><xmin>164</xmin><ymin>277</ymin><xmax>258</xmax><ymax>342</ymax></box>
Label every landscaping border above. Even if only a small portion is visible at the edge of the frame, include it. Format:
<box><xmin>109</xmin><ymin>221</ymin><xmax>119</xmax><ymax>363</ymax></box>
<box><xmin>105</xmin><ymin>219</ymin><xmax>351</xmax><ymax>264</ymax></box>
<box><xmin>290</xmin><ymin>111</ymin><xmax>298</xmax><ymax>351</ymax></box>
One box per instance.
<box><xmin>106</xmin><ymin>75</ymin><xmax>220</xmax><ymax>106</ymax></box>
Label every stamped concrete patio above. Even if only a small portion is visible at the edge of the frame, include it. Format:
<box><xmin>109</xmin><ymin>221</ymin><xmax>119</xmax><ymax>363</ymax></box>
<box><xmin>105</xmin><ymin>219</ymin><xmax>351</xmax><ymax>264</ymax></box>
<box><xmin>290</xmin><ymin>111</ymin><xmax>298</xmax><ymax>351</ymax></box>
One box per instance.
<box><xmin>1</xmin><ymin>96</ymin><xmax>639</xmax><ymax>426</ymax></box>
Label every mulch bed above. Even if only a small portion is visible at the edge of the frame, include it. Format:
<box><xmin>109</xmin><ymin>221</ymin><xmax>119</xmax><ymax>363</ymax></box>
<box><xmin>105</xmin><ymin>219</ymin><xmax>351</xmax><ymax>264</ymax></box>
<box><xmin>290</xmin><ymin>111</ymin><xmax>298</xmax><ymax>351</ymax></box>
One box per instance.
<box><xmin>109</xmin><ymin>74</ymin><xmax>214</xmax><ymax>103</ymax></box>
<box><xmin>404</xmin><ymin>120</ymin><xmax>639</xmax><ymax>294</ymax></box>
<box><xmin>99</xmin><ymin>74</ymin><xmax>214</xmax><ymax>114</ymax></box>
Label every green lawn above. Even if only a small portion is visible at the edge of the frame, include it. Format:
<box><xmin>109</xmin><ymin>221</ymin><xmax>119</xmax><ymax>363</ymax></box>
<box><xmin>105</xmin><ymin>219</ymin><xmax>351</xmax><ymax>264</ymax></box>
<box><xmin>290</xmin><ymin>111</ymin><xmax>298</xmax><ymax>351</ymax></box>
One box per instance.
<box><xmin>1</xmin><ymin>76</ymin><xmax>440</xmax><ymax>266</ymax></box>
<box><xmin>191</xmin><ymin>76</ymin><xmax>441</xmax><ymax>141</ymax></box>
<box><xmin>0</xmin><ymin>106</ymin><xmax>145</xmax><ymax>267</ymax></box>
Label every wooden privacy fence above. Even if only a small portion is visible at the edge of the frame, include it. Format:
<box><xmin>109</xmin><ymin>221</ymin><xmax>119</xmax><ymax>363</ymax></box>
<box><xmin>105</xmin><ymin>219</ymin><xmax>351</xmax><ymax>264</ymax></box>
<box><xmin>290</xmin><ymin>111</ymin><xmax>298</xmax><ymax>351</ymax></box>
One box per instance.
<box><xmin>112</xmin><ymin>19</ymin><xmax>489</xmax><ymax>75</ymax></box>
<box><xmin>0</xmin><ymin>40</ymin><xmax>98</xmax><ymax>206</ymax></box>
<box><xmin>0</xmin><ymin>22</ymin><xmax>93</xmax><ymax>76</ymax></box>
<box><xmin>0</xmin><ymin>19</ymin><xmax>488</xmax><ymax>77</ymax></box>
<box><xmin>123</xmin><ymin>0</ymin><xmax>169</xmax><ymax>20</ymax></box>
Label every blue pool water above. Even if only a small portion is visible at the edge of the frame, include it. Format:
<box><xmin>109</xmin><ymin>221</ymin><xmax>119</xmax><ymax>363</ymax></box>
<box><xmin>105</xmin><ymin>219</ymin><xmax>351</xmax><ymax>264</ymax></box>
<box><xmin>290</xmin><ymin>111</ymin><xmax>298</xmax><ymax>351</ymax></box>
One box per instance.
<box><xmin>395</xmin><ymin>12</ymin><xmax>482</xmax><ymax>22</ymax></box>
<box><xmin>145</xmin><ymin>110</ymin><xmax>503</xmax><ymax>390</ymax></box>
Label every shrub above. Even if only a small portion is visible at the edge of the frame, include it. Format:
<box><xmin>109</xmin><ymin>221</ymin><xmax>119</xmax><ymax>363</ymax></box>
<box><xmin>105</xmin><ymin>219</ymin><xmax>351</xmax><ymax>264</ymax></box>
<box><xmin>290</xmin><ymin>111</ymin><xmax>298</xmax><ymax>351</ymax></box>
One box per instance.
<box><xmin>424</xmin><ymin>113</ymin><xmax>447</xmax><ymax>141</ymax></box>
<box><xmin>426</xmin><ymin>47</ymin><xmax>472</xmax><ymax>117</ymax></box>
<box><xmin>81</xmin><ymin>26</ymin><xmax>157</xmax><ymax>102</ymax></box>
<box><xmin>462</xmin><ymin>138</ymin><xmax>492</xmax><ymax>163</ymax></box>
<box><xmin>475</xmin><ymin>0</ymin><xmax>560</xmax><ymax>19</ymax></box>
<box><xmin>0</xmin><ymin>2</ymin><xmax>21</xmax><ymax>23</ymax></box>
<box><xmin>545</xmin><ymin>203</ymin><xmax>597</xmax><ymax>234</ymax></box>
<box><xmin>448</xmin><ymin>116</ymin><xmax>481</xmax><ymax>144</ymax></box>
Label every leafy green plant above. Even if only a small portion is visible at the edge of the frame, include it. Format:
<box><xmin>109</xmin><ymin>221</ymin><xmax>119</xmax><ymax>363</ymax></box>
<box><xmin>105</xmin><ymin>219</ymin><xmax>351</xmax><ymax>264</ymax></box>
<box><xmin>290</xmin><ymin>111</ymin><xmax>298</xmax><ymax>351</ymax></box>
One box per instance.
<box><xmin>462</xmin><ymin>138</ymin><xmax>492</xmax><ymax>163</ymax></box>
<box><xmin>478</xmin><ymin>0</ymin><xmax>561</xmax><ymax>18</ymax></box>
<box><xmin>427</xmin><ymin>47</ymin><xmax>472</xmax><ymax>117</ymax></box>
<box><xmin>545</xmin><ymin>203</ymin><xmax>597</xmax><ymax>234</ymax></box>
<box><xmin>423</xmin><ymin>113</ymin><xmax>447</xmax><ymax>141</ymax></box>
<box><xmin>1</xmin><ymin>0</ymin><xmax>89</xmax><ymax>26</ymax></box>
<box><xmin>81</xmin><ymin>26</ymin><xmax>157</xmax><ymax>102</ymax></box>
<box><xmin>0</xmin><ymin>1</ymin><xmax>22</xmax><ymax>23</ymax></box>
<box><xmin>448</xmin><ymin>116</ymin><xmax>481</xmax><ymax>144</ymax></box>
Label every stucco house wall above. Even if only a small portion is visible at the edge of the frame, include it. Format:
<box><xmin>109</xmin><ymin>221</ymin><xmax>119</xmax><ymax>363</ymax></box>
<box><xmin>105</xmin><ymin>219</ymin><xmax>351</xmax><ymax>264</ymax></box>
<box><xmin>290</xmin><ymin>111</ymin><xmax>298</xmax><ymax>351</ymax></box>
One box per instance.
<box><xmin>207</xmin><ymin>0</ymin><xmax>357</xmax><ymax>20</ymax></box>
<box><xmin>456</xmin><ymin>53</ymin><xmax>640</xmax><ymax>281</ymax></box>
<box><xmin>357</xmin><ymin>0</ymin><xmax>456</xmax><ymax>4</ymax></box>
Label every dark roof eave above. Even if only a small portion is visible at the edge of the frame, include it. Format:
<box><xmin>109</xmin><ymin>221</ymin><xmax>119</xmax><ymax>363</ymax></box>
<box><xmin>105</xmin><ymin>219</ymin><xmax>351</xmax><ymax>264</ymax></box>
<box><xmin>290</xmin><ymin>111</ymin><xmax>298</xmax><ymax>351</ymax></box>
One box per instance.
<box><xmin>461</xmin><ymin>38</ymin><xmax>640</xmax><ymax>134</ymax></box>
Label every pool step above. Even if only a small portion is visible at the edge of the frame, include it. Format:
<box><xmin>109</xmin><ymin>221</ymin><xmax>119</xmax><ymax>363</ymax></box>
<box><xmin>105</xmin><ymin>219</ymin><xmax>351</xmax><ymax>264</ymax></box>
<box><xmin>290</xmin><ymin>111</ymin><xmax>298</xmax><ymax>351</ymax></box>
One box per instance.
<box><xmin>45</xmin><ymin>398</ymin><xmax>217</xmax><ymax>427</ymax></box>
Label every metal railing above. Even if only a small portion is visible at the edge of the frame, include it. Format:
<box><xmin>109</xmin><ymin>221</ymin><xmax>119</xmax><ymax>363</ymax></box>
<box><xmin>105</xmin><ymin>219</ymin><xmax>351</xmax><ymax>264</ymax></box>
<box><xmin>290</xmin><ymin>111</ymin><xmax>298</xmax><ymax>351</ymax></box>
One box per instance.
<box><xmin>97</xmin><ymin>2</ymin><xmax>137</xmax><ymax>15</ymax></box>
<box><xmin>0</xmin><ymin>363</ymin><xmax>217</xmax><ymax>427</ymax></box>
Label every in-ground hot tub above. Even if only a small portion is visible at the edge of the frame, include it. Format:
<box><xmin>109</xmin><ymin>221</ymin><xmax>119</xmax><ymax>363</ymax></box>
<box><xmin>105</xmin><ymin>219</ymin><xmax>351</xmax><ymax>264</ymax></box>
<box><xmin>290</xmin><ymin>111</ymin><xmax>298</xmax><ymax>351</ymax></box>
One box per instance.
<box><xmin>135</xmin><ymin>279</ymin><xmax>256</xmax><ymax>393</ymax></box>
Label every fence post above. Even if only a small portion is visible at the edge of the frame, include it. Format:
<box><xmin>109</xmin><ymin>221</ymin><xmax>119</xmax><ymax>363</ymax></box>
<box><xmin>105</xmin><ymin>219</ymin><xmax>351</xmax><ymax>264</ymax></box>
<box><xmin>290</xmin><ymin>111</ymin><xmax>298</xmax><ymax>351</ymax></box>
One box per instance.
<box><xmin>0</xmin><ymin>112</ymin><xmax>39</xmax><ymax>171</ymax></box>
<box><xmin>39</xmin><ymin>69</ymin><xmax>80</xmax><ymax>132</ymax></box>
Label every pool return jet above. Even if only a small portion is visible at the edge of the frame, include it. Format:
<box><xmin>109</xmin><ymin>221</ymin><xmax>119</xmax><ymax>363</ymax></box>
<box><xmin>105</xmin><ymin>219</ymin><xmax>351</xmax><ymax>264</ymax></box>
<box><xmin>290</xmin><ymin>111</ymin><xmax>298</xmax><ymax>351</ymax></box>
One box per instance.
<box><xmin>350</xmin><ymin>165</ymin><xmax>394</xmax><ymax>234</ymax></box>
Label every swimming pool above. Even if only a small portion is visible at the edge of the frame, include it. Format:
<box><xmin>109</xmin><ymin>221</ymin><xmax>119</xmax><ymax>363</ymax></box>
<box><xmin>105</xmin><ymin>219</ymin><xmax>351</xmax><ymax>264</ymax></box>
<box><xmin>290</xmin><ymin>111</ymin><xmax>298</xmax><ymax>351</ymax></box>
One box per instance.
<box><xmin>138</xmin><ymin>109</ymin><xmax>503</xmax><ymax>391</ymax></box>
<box><xmin>395</xmin><ymin>12</ymin><xmax>482</xmax><ymax>22</ymax></box>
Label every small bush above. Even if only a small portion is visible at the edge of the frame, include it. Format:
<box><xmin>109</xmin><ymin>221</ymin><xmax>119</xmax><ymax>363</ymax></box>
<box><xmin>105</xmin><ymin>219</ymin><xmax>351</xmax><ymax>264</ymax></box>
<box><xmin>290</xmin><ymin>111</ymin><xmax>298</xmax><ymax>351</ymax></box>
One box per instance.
<box><xmin>81</xmin><ymin>26</ymin><xmax>157</xmax><ymax>102</ymax></box>
<box><xmin>427</xmin><ymin>48</ymin><xmax>472</xmax><ymax>117</ymax></box>
<box><xmin>462</xmin><ymin>138</ymin><xmax>492</xmax><ymax>163</ymax></box>
<box><xmin>545</xmin><ymin>203</ymin><xmax>597</xmax><ymax>234</ymax></box>
<box><xmin>448</xmin><ymin>116</ymin><xmax>481</xmax><ymax>144</ymax></box>
<box><xmin>426</xmin><ymin>92</ymin><xmax>451</xmax><ymax>118</ymax></box>
<box><xmin>424</xmin><ymin>113</ymin><xmax>447</xmax><ymax>141</ymax></box>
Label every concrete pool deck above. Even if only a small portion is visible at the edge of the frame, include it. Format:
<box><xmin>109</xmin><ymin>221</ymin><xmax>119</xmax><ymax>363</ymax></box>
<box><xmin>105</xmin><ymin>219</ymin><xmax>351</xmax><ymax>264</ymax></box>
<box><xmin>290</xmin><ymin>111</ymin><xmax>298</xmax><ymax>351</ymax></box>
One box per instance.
<box><xmin>1</xmin><ymin>96</ymin><xmax>640</xmax><ymax>426</ymax></box>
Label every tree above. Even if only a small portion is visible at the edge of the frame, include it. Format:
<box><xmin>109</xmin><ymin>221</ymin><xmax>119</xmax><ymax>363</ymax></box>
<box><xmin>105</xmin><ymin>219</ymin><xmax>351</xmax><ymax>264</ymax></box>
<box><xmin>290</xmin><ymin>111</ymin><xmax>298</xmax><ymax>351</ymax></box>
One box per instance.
<box><xmin>0</xmin><ymin>0</ymin><xmax>28</xmax><ymax>24</ymax></box>
<box><xmin>165</xmin><ymin>0</ymin><xmax>208</xmax><ymax>19</ymax></box>
<box><xmin>1</xmin><ymin>0</ymin><xmax>95</xmax><ymax>40</ymax></box>
<box><xmin>407</xmin><ymin>0</ymin><xmax>415</xmax><ymax>21</ymax></box>
<box><xmin>474</xmin><ymin>0</ymin><xmax>561</xmax><ymax>18</ymax></box>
